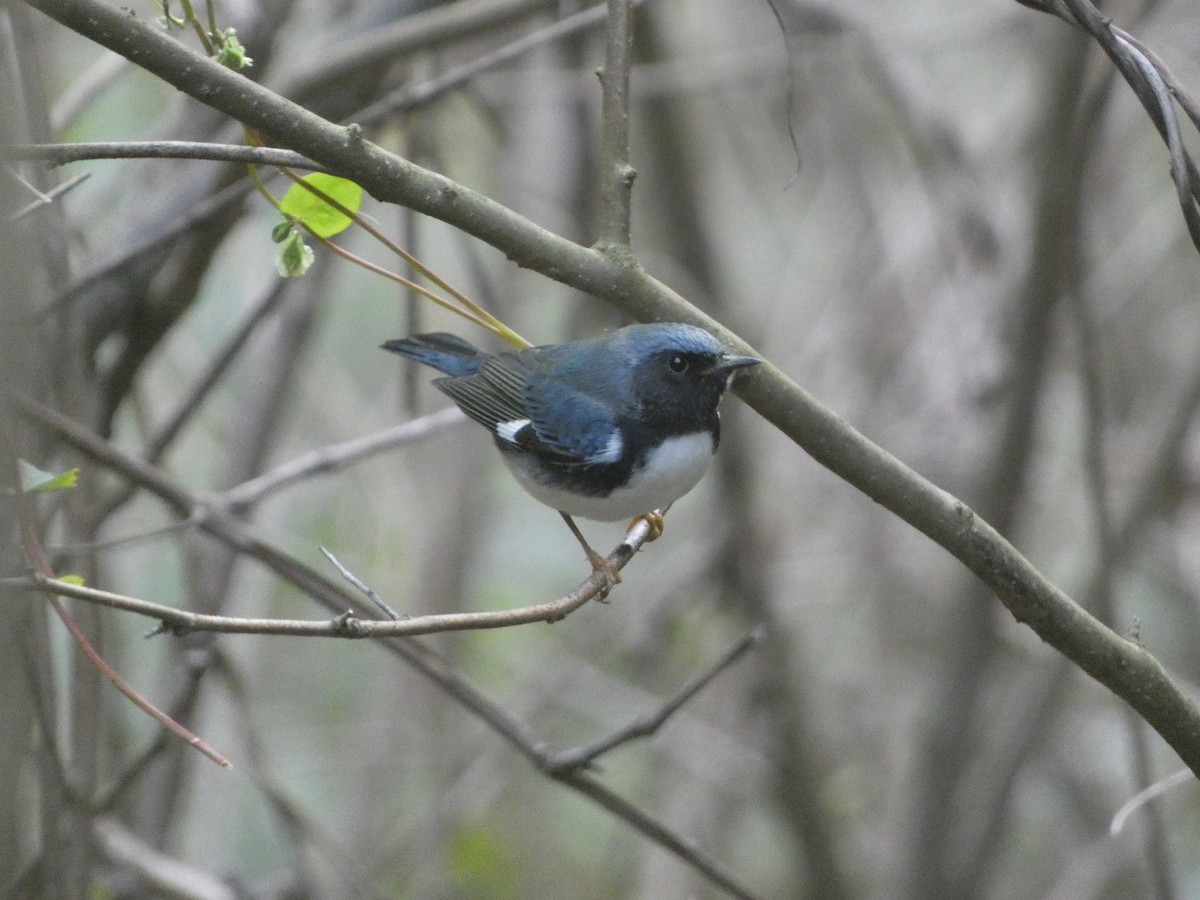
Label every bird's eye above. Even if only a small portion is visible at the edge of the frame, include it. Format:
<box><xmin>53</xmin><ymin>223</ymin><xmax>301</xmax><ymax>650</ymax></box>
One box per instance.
<box><xmin>668</xmin><ymin>355</ymin><xmax>688</xmax><ymax>373</ymax></box>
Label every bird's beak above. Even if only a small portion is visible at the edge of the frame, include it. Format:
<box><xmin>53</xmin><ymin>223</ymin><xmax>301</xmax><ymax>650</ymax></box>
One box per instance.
<box><xmin>715</xmin><ymin>354</ymin><xmax>761</xmax><ymax>375</ymax></box>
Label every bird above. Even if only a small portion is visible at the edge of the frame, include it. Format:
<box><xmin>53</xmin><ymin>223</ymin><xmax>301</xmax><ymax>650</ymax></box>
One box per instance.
<box><xmin>382</xmin><ymin>322</ymin><xmax>760</xmax><ymax>576</ymax></box>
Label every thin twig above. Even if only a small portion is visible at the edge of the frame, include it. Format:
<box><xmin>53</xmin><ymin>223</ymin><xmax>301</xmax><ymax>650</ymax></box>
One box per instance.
<box><xmin>8</xmin><ymin>395</ymin><xmax>757</xmax><ymax>896</ymax></box>
<box><xmin>147</xmin><ymin>281</ymin><xmax>293</xmax><ymax>464</ymax></box>
<box><xmin>91</xmin><ymin>653</ymin><xmax>212</xmax><ymax>811</ymax></box>
<box><xmin>216</xmin><ymin>407</ymin><xmax>464</xmax><ymax>511</ymax></box>
<box><xmin>2</xmin><ymin>140</ymin><xmax>324</xmax><ymax>170</ymax></box>
<box><xmin>6</xmin><ymin>170</ymin><xmax>90</xmax><ymax>221</ymax></box>
<box><xmin>321</xmin><ymin>547</ymin><xmax>402</xmax><ymax>621</ymax></box>
<box><xmin>10</xmin><ymin>515</ymin><xmax>645</xmax><ymax>636</ymax></box>
<box><xmin>285</xmin><ymin>0</ymin><xmax>560</xmax><ymax>103</ymax></box>
<box><xmin>543</xmin><ymin>627</ymin><xmax>764</xmax><ymax>773</ymax></box>
<box><xmin>1116</xmin><ymin>34</ymin><xmax>1200</xmax><ymax>249</ymax></box>
<box><xmin>19</xmin><ymin>0</ymin><xmax>1200</xmax><ymax>781</ymax></box>
<box><xmin>245</xmin><ymin>144</ymin><xmax>528</xmax><ymax>346</ymax></box>
<box><xmin>94</xmin><ymin>817</ymin><xmax>238</xmax><ymax>899</ymax></box>
<box><xmin>13</xmin><ymin>486</ymin><xmax>231</xmax><ymax>769</ymax></box>
<box><xmin>1067</xmin><ymin>259</ymin><xmax>1180</xmax><ymax>893</ymax></box>
<box><xmin>51</xmin><ymin>48</ymin><xmax>127</xmax><ymax>130</ymax></box>
<box><xmin>10</xmin><ymin>393</ymin><xmax>649</xmax><ymax>636</ymax></box>
<box><xmin>353</xmin><ymin>1</ymin><xmax>639</xmax><ymax>127</ymax></box>
<box><xmin>1110</xmin><ymin>769</ymin><xmax>1196</xmax><ymax>835</ymax></box>
<box><xmin>553</xmin><ymin>770</ymin><xmax>761</xmax><ymax>900</ymax></box>
<box><xmin>1013</xmin><ymin>0</ymin><xmax>1200</xmax><ymax>255</ymax></box>
<box><xmin>33</xmin><ymin>176</ymin><xmax>252</xmax><ymax>323</ymax></box>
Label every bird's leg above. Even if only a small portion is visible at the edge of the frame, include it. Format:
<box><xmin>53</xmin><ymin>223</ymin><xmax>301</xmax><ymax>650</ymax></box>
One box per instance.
<box><xmin>559</xmin><ymin>512</ymin><xmax>620</xmax><ymax>589</ymax></box>
<box><xmin>628</xmin><ymin>510</ymin><xmax>666</xmax><ymax>542</ymax></box>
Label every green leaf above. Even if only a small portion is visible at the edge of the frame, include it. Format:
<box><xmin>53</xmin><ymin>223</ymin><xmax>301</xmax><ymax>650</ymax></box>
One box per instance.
<box><xmin>279</xmin><ymin>174</ymin><xmax>362</xmax><ymax>239</ymax></box>
<box><xmin>276</xmin><ymin>229</ymin><xmax>315</xmax><ymax>277</ymax></box>
<box><xmin>270</xmin><ymin>220</ymin><xmax>294</xmax><ymax>243</ymax></box>
<box><xmin>19</xmin><ymin>460</ymin><xmax>79</xmax><ymax>494</ymax></box>
<box><xmin>212</xmin><ymin>27</ymin><xmax>253</xmax><ymax>70</ymax></box>
<box><xmin>57</xmin><ymin>574</ymin><xmax>86</xmax><ymax>586</ymax></box>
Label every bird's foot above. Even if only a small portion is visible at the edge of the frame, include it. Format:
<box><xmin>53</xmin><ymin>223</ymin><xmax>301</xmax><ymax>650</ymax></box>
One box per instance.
<box><xmin>560</xmin><ymin>512</ymin><xmax>620</xmax><ymax>594</ymax></box>
<box><xmin>584</xmin><ymin>547</ymin><xmax>621</xmax><ymax>597</ymax></box>
<box><xmin>629</xmin><ymin>510</ymin><xmax>666</xmax><ymax>542</ymax></box>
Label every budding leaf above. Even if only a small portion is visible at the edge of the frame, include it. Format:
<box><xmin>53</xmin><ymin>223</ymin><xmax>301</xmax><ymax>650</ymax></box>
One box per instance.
<box><xmin>276</xmin><ymin>229</ymin><xmax>314</xmax><ymax>277</ymax></box>
<box><xmin>19</xmin><ymin>461</ymin><xmax>79</xmax><ymax>494</ymax></box>
<box><xmin>212</xmin><ymin>27</ymin><xmax>253</xmax><ymax>70</ymax></box>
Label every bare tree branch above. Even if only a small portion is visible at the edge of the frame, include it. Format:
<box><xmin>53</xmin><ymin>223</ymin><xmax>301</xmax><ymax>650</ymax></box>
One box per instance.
<box><xmin>8</xmin><ymin>541</ymin><xmax>645</xmax><ymax>635</ymax></box>
<box><xmin>216</xmin><ymin>409</ymin><xmax>464</xmax><ymax>511</ymax></box>
<box><xmin>353</xmin><ymin>0</ymin><xmax>638</xmax><ymax>127</ymax></box>
<box><xmin>542</xmin><ymin>627</ymin><xmax>763</xmax><ymax>773</ymax></box>
<box><xmin>597</xmin><ymin>0</ymin><xmax>635</xmax><ymax>246</ymax></box>
<box><xmin>6</xmin><ymin>393</ymin><xmax>759</xmax><ymax>898</ymax></box>
<box><xmin>283</xmin><ymin>0</ymin><xmax>562</xmax><ymax>105</ymax></box>
<box><xmin>9</xmin><ymin>394</ymin><xmax>648</xmax><ymax>633</ymax></box>
<box><xmin>1013</xmin><ymin>0</ymin><xmax>1200</xmax><ymax>252</ymax></box>
<box><xmin>19</xmin><ymin>0</ymin><xmax>1200</xmax><ymax>781</ymax></box>
<box><xmin>3</xmin><ymin>140</ymin><xmax>324</xmax><ymax>169</ymax></box>
<box><xmin>5</xmin><ymin>169</ymin><xmax>89</xmax><ymax>221</ymax></box>
<box><xmin>94</xmin><ymin>817</ymin><xmax>238</xmax><ymax>900</ymax></box>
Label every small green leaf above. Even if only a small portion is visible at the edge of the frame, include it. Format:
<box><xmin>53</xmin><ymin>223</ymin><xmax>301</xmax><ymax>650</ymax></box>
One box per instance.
<box><xmin>19</xmin><ymin>460</ymin><xmax>79</xmax><ymax>494</ymax></box>
<box><xmin>270</xmin><ymin>220</ymin><xmax>294</xmax><ymax>243</ymax></box>
<box><xmin>279</xmin><ymin>174</ymin><xmax>363</xmax><ymax>239</ymax></box>
<box><xmin>212</xmin><ymin>27</ymin><xmax>253</xmax><ymax>70</ymax></box>
<box><xmin>57</xmin><ymin>574</ymin><xmax>86</xmax><ymax>586</ymax></box>
<box><xmin>276</xmin><ymin>230</ymin><xmax>315</xmax><ymax>277</ymax></box>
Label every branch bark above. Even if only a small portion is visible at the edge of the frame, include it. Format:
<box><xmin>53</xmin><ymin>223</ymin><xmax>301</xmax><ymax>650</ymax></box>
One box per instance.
<box><xmin>20</xmin><ymin>0</ymin><xmax>1200</xmax><ymax>778</ymax></box>
<box><xmin>3</xmin><ymin>140</ymin><xmax>322</xmax><ymax>168</ymax></box>
<box><xmin>10</xmin><ymin>395</ymin><xmax>642</xmax><ymax>634</ymax></box>
<box><xmin>6</xmin><ymin>397</ymin><xmax>756</xmax><ymax>898</ymax></box>
<box><xmin>597</xmin><ymin>0</ymin><xmax>635</xmax><ymax>247</ymax></box>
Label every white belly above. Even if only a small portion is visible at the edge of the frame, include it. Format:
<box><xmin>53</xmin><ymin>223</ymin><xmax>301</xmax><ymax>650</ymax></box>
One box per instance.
<box><xmin>506</xmin><ymin>432</ymin><xmax>717</xmax><ymax>521</ymax></box>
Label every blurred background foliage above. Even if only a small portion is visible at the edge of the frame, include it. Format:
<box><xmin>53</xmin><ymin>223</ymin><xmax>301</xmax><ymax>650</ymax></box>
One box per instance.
<box><xmin>4</xmin><ymin>0</ymin><xmax>1200</xmax><ymax>897</ymax></box>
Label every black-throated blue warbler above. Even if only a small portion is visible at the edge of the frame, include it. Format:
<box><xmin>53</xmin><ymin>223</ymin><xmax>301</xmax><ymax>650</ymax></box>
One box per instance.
<box><xmin>382</xmin><ymin>323</ymin><xmax>759</xmax><ymax>573</ymax></box>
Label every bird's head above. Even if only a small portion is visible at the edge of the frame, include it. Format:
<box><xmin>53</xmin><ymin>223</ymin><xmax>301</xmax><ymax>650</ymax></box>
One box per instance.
<box><xmin>614</xmin><ymin>324</ymin><xmax>760</xmax><ymax>426</ymax></box>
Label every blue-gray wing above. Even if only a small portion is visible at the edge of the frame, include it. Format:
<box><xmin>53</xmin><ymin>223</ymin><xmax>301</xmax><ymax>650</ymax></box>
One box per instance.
<box><xmin>433</xmin><ymin>354</ymin><xmax>524</xmax><ymax>432</ymax></box>
<box><xmin>435</xmin><ymin>351</ymin><xmax>619</xmax><ymax>466</ymax></box>
<box><xmin>522</xmin><ymin>373</ymin><xmax>622</xmax><ymax>465</ymax></box>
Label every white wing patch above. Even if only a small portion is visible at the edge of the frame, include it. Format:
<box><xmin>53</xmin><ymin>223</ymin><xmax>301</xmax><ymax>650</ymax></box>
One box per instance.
<box><xmin>495</xmin><ymin>418</ymin><xmax>531</xmax><ymax>445</ymax></box>
<box><xmin>586</xmin><ymin>428</ymin><xmax>624</xmax><ymax>465</ymax></box>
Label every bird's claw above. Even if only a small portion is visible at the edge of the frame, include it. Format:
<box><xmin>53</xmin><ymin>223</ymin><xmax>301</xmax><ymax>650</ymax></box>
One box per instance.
<box><xmin>586</xmin><ymin>548</ymin><xmax>621</xmax><ymax>597</ymax></box>
<box><xmin>560</xmin><ymin>511</ymin><xmax>620</xmax><ymax>595</ymax></box>
<box><xmin>629</xmin><ymin>510</ymin><xmax>666</xmax><ymax>542</ymax></box>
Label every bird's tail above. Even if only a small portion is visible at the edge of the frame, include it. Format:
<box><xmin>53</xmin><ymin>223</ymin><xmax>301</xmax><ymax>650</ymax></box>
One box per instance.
<box><xmin>381</xmin><ymin>333</ymin><xmax>485</xmax><ymax>377</ymax></box>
